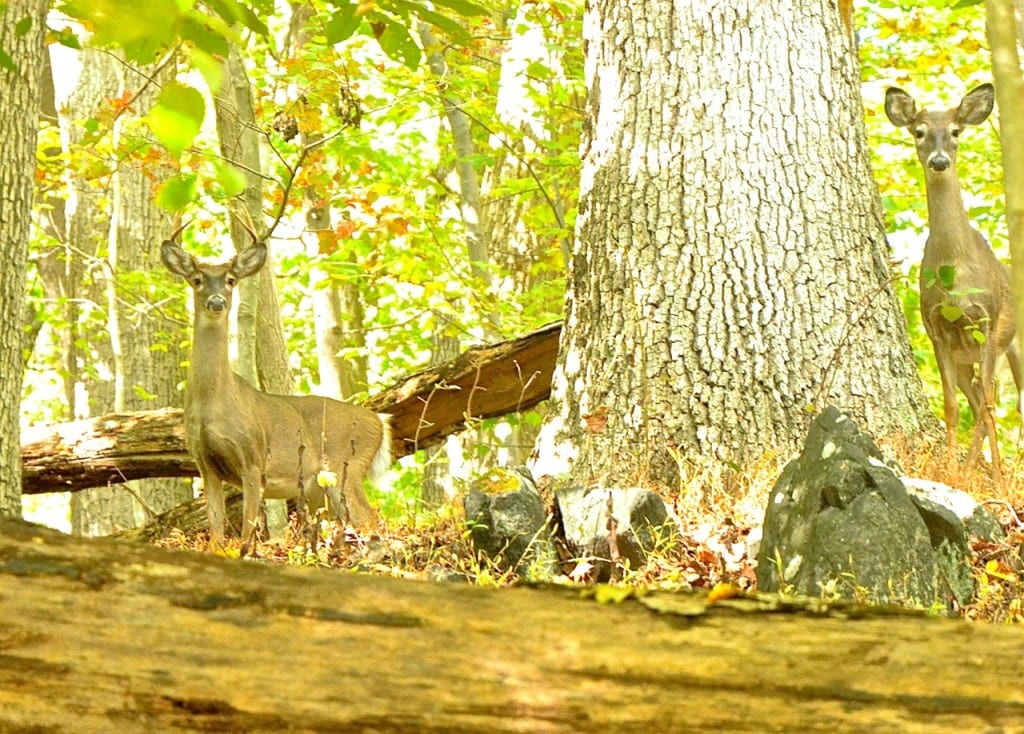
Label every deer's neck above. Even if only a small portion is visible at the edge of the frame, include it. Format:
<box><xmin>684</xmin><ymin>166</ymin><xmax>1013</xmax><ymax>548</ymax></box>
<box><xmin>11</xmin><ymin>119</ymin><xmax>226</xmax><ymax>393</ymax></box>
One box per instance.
<box><xmin>923</xmin><ymin>169</ymin><xmax>976</xmax><ymax>259</ymax></box>
<box><xmin>189</xmin><ymin>319</ymin><xmax>235</xmax><ymax>400</ymax></box>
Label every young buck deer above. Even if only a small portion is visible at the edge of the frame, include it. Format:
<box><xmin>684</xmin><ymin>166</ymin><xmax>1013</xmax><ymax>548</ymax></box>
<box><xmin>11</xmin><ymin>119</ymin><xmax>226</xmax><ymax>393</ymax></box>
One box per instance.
<box><xmin>885</xmin><ymin>82</ymin><xmax>1022</xmax><ymax>478</ymax></box>
<box><xmin>162</xmin><ymin>236</ymin><xmax>390</xmax><ymax>553</ymax></box>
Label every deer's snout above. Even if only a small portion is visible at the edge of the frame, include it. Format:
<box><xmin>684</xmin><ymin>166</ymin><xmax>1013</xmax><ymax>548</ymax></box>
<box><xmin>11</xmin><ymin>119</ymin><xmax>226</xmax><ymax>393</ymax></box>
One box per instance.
<box><xmin>206</xmin><ymin>294</ymin><xmax>228</xmax><ymax>312</ymax></box>
<box><xmin>927</xmin><ymin>153</ymin><xmax>951</xmax><ymax>172</ymax></box>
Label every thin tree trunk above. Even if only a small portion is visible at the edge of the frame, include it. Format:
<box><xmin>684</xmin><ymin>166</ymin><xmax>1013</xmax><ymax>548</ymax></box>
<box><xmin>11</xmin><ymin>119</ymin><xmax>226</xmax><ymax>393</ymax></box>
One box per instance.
<box><xmin>987</xmin><ymin>1</ymin><xmax>1024</xmax><ymax>348</ymax></box>
<box><xmin>532</xmin><ymin>0</ymin><xmax>934</xmax><ymax>487</ymax></box>
<box><xmin>68</xmin><ymin>52</ymin><xmax>191</xmax><ymax>535</ymax></box>
<box><xmin>287</xmin><ymin>3</ymin><xmax>370</xmax><ymax>401</ymax></box>
<box><xmin>213</xmin><ymin>44</ymin><xmax>292</xmax><ymax>393</ymax></box>
<box><xmin>479</xmin><ymin>4</ymin><xmax>577</xmax><ymax>466</ymax></box>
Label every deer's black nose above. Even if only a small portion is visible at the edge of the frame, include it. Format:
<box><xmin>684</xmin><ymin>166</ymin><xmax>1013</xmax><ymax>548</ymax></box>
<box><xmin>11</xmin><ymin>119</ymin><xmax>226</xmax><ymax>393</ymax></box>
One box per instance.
<box><xmin>206</xmin><ymin>295</ymin><xmax>228</xmax><ymax>312</ymax></box>
<box><xmin>928</xmin><ymin>156</ymin><xmax>950</xmax><ymax>172</ymax></box>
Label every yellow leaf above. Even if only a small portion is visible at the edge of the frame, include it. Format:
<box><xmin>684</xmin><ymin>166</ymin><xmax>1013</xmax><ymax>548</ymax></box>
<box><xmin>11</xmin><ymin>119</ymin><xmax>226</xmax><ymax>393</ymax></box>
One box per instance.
<box><xmin>707</xmin><ymin>582</ymin><xmax>741</xmax><ymax>603</ymax></box>
<box><xmin>317</xmin><ymin>469</ymin><xmax>338</xmax><ymax>488</ymax></box>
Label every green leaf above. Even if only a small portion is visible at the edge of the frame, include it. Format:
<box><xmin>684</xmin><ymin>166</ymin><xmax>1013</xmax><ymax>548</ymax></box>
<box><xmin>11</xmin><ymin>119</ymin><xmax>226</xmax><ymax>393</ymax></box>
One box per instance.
<box><xmin>325</xmin><ymin>4</ymin><xmax>361</xmax><ymax>44</ymax></box>
<box><xmin>204</xmin><ymin>0</ymin><xmax>270</xmax><ymax>36</ymax></box>
<box><xmin>51</xmin><ymin>26</ymin><xmax>82</xmax><ymax>49</ymax></box>
<box><xmin>61</xmin><ymin>0</ymin><xmax>179</xmax><ymax>62</ymax></box>
<box><xmin>415</xmin><ymin>7</ymin><xmax>471</xmax><ymax>43</ymax></box>
<box><xmin>14</xmin><ymin>14</ymin><xmax>32</xmax><ymax>35</ymax></box>
<box><xmin>940</xmin><ymin>304</ymin><xmax>963</xmax><ymax>322</ymax></box>
<box><xmin>377</xmin><ymin>18</ymin><xmax>421</xmax><ymax>69</ymax></box>
<box><xmin>190</xmin><ymin>47</ymin><xmax>224</xmax><ymax>95</ymax></box>
<box><xmin>970</xmin><ymin>328</ymin><xmax>987</xmax><ymax>345</ymax></box>
<box><xmin>147</xmin><ymin>82</ymin><xmax>205</xmax><ymax>157</ymax></box>
<box><xmin>155</xmin><ymin>173</ymin><xmax>199</xmax><ymax>211</ymax></box>
<box><xmin>0</xmin><ymin>49</ymin><xmax>14</xmax><ymax>72</ymax></box>
<box><xmin>212</xmin><ymin>161</ymin><xmax>247</xmax><ymax>198</ymax></box>
<box><xmin>180</xmin><ymin>16</ymin><xmax>229</xmax><ymax>59</ymax></box>
<box><xmin>937</xmin><ymin>264</ymin><xmax>957</xmax><ymax>289</ymax></box>
<box><xmin>429</xmin><ymin>0</ymin><xmax>488</xmax><ymax>17</ymax></box>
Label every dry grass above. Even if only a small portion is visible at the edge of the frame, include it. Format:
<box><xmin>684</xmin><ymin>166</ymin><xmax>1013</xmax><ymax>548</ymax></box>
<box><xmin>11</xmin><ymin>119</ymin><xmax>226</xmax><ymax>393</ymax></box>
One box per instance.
<box><xmin>154</xmin><ymin>431</ymin><xmax>1024</xmax><ymax>624</ymax></box>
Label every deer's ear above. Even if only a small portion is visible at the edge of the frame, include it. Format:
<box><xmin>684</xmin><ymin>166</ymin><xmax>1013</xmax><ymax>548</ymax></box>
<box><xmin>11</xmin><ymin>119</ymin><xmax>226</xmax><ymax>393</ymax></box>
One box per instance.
<box><xmin>884</xmin><ymin>87</ymin><xmax>917</xmax><ymax>128</ymax></box>
<box><xmin>233</xmin><ymin>243</ymin><xmax>267</xmax><ymax>279</ymax></box>
<box><xmin>957</xmin><ymin>83</ymin><xmax>994</xmax><ymax>127</ymax></box>
<box><xmin>161</xmin><ymin>240</ymin><xmax>195</xmax><ymax>279</ymax></box>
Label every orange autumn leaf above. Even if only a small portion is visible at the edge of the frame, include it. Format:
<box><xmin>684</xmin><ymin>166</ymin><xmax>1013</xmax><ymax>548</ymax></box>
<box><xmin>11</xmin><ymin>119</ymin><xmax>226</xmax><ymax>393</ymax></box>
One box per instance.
<box><xmin>337</xmin><ymin>220</ymin><xmax>358</xmax><ymax>239</ymax></box>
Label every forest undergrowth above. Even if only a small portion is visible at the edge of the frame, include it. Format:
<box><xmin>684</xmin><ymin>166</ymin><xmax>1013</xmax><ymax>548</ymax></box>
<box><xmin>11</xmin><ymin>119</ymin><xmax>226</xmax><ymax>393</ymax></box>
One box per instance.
<box><xmin>156</xmin><ymin>431</ymin><xmax>1024</xmax><ymax>625</ymax></box>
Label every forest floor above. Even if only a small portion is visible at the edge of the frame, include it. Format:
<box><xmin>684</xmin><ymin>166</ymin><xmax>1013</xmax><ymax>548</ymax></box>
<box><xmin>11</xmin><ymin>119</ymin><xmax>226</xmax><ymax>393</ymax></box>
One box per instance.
<box><xmin>155</xmin><ymin>436</ymin><xmax>1024</xmax><ymax>625</ymax></box>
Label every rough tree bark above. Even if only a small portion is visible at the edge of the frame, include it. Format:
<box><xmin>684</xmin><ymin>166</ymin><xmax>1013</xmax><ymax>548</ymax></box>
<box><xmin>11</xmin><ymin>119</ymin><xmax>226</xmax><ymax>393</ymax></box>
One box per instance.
<box><xmin>0</xmin><ymin>0</ymin><xmax>47</xmax><ymax>516</ymax></box>
<box><xmin>1</xmin><ymin>518</ymin><xmax>1023</xmax><ymax>733</ymax></box>
<box><xmin>532</xmin><ymin>0</ymin><xmax>934</xmax><ymax>488</ymax></box>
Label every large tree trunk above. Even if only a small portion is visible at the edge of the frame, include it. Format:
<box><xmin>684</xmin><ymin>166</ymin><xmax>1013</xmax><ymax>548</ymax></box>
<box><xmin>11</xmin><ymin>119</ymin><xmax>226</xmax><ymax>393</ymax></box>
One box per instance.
<box><xmin>532</xmin><ymin>0</ymin><xmax>934</xmax><ymax>488</ymax></box>
<box><xmin>2</xmin><ymin>517</ymin><xmax>1023</xmax><ymax>732</ymax></box>
<box><xmin>0</xmin><ymin>0</ymin><xmax>47</xmax><ymax>516</ymax></box>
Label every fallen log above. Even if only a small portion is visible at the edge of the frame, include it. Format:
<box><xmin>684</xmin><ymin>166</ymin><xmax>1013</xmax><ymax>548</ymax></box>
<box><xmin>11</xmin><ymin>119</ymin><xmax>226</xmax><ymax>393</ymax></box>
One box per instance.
<box><xmin>21</xmin><ymin>322</ymin><xmax>561</xmax><ymax>495</ymax></box>
<box><xmin>1</xmin><ymin>517</ymin><xmax>1022</xmax><ymax>733</ymax></box>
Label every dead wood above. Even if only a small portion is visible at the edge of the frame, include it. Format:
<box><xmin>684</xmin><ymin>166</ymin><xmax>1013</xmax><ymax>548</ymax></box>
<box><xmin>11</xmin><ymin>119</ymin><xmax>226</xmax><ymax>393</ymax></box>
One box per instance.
<box><xmin>1</xmin><ymin>517</ymin><xmax>1022</xmax><ymax>733</ymax></box>
<box><xmin>21</xmin><ymin>322</ymin><xmax>561</xmax><ymax>495</ymax></box>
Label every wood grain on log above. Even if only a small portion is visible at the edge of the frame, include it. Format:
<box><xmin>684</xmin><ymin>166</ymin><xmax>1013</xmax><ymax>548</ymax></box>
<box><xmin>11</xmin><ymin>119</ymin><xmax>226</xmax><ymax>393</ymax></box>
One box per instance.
<box><xmin>1</xmin><ymin>518</ymin><xmax>1022</xmax><ymax>733</ymax></box>
<box><xmin>21</xmin><ymin>322</ymin><xmax>561</xmax><ymax>495</ymax></box>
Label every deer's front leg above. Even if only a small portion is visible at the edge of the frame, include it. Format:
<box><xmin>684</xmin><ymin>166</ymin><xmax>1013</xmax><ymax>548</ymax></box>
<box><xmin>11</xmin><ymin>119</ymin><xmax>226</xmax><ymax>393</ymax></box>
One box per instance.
<box><xmin>239</xmin><ymin>467</ymin><xmax>265</xmax><ymax>557</ymax></box>
<box><xmin>201</xmin><ymin>470</ymin><xmax>227</xmax><ymax>549</ymax></box>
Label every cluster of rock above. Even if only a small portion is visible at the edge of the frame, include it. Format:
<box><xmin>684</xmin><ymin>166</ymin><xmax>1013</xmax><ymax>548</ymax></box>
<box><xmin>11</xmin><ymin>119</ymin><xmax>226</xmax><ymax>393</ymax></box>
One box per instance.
<box><xmin>463</xmin><ymin>406</ymin><xmax>1003</xmax><ymax>609</ymax></box>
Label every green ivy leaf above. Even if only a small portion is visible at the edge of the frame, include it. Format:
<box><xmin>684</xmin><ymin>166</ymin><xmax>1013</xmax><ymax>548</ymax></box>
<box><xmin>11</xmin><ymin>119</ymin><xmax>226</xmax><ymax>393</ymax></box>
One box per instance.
<box><xmin>155</xmin><ymin>173</ymin><xmax>199</xmax><ymax>212</ymax></box>
<box><xmin>0</xmin><ymin>49</ymin><xmax>14</xmax><ymax>72</ymax></box>
<box><xmin>970</xmin><ymin>328</ymin><xmax>987</xmax><ymax>345</ymax></box>
<box><xmin>14</xmin><ymin>15</ymin><xmax>33</xmax><ymax>36</ymax></box>
<box><xmin>147</xmin><ymin>82</ymin><xmax>205</xmax><ymax>157</ymax></box>
<box><xmin>937</xmin><ymin>264</ymin><xmax>957</xmax><ymax>290</ymax></box>
<box><xmin>940</xmin><ymin>303</ymin><xmax>963</xmax><ymax>322</ymax></box>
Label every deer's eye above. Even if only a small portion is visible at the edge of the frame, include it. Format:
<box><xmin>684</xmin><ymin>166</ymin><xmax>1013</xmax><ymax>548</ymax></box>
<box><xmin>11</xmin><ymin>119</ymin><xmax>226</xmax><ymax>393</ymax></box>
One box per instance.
<box><xmin>226</xmin><ymin>276</ymin><xmax>237</xmax><ymax>287</ymax></box>
<box><xmin>951</xmin><ymin>128</ymin><xmax>962</xmax><ymax>138</ymax></box>
<box><xmin>191</xmin><ymin>277</ymin><xmax>202</xmax><ymax>287</ymax></box>
<box><xmin>914</xmin><ymin>129</ymin><xmax>925</xmax><ymax>140</ymax></box>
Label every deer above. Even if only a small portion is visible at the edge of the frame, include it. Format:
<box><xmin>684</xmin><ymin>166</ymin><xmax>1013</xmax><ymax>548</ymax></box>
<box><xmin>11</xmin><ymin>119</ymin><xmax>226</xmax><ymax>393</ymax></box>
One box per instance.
<box><xmin>161</xmin><ymin>233</ymin><xmax>391</xmax><ymax>554</ymax></box>
<box><xmin>884</xmin><ymin>81</ymin><xmax>1022</xmax><ymax>480</ymax></box>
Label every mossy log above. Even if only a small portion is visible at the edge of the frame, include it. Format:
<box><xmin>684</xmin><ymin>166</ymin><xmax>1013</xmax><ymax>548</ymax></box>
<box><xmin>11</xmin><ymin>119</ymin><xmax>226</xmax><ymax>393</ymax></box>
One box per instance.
<box><xmin>1</xmin><ymin>518</ymin><xmax>1023</xmax><ymax>733</ymax></box>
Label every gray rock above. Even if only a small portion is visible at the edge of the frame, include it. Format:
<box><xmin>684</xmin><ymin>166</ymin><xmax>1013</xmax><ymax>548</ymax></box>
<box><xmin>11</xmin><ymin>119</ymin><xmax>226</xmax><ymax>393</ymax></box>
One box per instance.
<box><xmin>756</xmin><ymin>406</ymin><xmax>976</xmax><ymax>608</ymax></box>
<box><xmin>558</xmin><ymin>486</ymin><xmax>679</xmax><ymax>581</ymax></box>
<box><xmin>902</xmin><ymin>477</ymin><xmax>1005</xmax><ymax>541</ymax></box>
<box><xmin>463</xmin><ymin>467</ymin><xmax>558</xmax><ymax>581</ymax></box>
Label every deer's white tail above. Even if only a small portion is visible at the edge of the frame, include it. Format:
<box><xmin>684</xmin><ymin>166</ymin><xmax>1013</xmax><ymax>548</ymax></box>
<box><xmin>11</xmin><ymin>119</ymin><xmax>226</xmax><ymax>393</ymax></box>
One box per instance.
<box><xmin>370</xmin><ymin>414</ymin><xmax>392</xmax><ymax>481</ymax></box>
